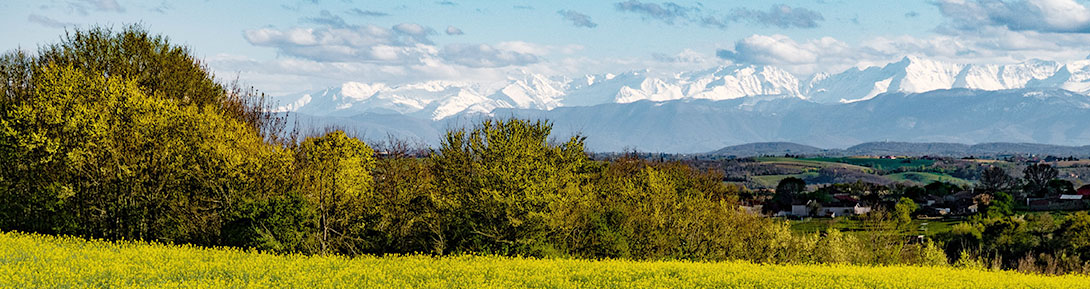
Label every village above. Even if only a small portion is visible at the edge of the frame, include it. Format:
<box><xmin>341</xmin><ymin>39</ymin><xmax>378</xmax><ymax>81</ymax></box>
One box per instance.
<box><xmin>728</xmin><ymin>156</ymin><xmax>1090</xmax><ymax>222</ymax></box>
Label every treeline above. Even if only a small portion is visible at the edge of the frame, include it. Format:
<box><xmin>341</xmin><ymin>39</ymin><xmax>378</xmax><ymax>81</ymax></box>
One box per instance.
<box><xmin>941</xmin><ymin>212</ymin><xmax>1090</xmax><ymax>274</ymax></box>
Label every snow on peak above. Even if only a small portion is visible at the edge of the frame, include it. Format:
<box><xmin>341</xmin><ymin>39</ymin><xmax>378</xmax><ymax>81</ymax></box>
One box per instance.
<box><xmin>278</xmin><ymin>57</ymin><xmax>1090</xmax><ymax>120</ymax></box>
<box><xmin>340</xmin><ymin>82</ymin><xmax>384</xmax><ymax>101</ymax></box>
<box><xmin>806</xmin><ymin>57</ymin><xmax>1076</xmax><ymax>103</ymax></box>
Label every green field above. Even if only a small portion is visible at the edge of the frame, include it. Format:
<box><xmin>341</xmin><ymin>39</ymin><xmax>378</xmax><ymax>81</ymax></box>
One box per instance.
<box><xmin>748</xmin><ymin>157</ymin><xmax>973</xmax><ymax>188</ymax></box>
<box><xmin>752</xmin><ymin>172</ymin><xmax>821</xmax><ymax>188</ymax></box>
<box><xmin>803</xmin><ymin>157</ymin><xmax>935</xmax><ymax>171</ymax></box>
<box><xmin>749</xmin><ymin>157</ymin><xmax>872</xmax><ymax>187</ymax></box>
<box><xmin>886</xmin><ymin>172</ymin><xmax>975</xmax><ymax>186</ymax></box>
<box><xmin>1</xmin><ymin>231</ymin><xmax>1086</xmax><ymax>288</ymax></box>
<box><xmin>755</xmin><ymin>157</ymin><xmax>875</xmax><ymax>172</ymax></box>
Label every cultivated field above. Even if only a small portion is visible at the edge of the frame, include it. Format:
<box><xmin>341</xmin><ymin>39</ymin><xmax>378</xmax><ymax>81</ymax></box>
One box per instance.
<box><xmin>1</xmin><ymin>231</ymin><xmax>1087</xmax><ymax>288</ymax></box>
<box><xmin>746</xmin><ymin>157</ymin><xmax>974</xmax><ymax>188</ymax></box>
<box><xmin>886</xmin><ymin>172</ymin><xmax>974</xmax><ymax>187</ymax></box>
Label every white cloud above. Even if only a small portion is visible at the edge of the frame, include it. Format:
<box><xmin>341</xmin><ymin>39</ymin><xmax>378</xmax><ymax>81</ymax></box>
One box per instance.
<box><xmin>729</xmin><ymin>4</ymin><xmax>825</xmax><ymax>28</ymax></box>
<box><xmin>445</xmin><ymin>26</ymin><xmax>464</xmax><ymax>35</ymax></box>
<box><xmin>934</xmin><ymin>0</ymin><xmax>1090</xmax><ymax>33</ymax></box>
<box><xmin>714</xmin><ymin>27</ymin><xmax>1090</xmax><ymax>76</ymax></box>
<box><xmin>244</xmin><ymin>25</ymin><xmax>436</xmax><ymax>64</ymax></box>
<box><xmin>557</xmin><ymin>9</ymin><xmax>598</xmax><ymax>28</ymax></box>
<box><xmin>439</xmin><ymin>44</ymin><xmax>539</xmax><ymax>67</ymax></box>
<box><xmin>718</xmin><ymin>34</ymin><xmax>817</xmax><ymax>65</ymax></box>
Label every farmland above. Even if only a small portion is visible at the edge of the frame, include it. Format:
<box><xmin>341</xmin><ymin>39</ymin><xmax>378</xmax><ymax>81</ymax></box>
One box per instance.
<box><xmin>740</xmin><ymin>157</ymin><xmax>973</xmax><ymax>188</ymax></box>
<box><xmin>803</xmin><ymin>157</ymin><xmax>936</xmax><ymax>171</ymax></box>
<box><xmin>2</xmin><ymin>231</ymin><xmax>1087</xmax><ymax>288</ymax></box>
<box><xmin>886</xmin><ymin>172</ymin><xmax>974</xmax><ymax>187</ymax></box>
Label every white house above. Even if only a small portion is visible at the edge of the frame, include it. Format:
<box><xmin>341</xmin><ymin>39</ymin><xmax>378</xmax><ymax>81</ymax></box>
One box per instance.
<box><xmin>784</xmin><ymin>201</ymin><xmax>871</xmax><ymax>217</ymax></box>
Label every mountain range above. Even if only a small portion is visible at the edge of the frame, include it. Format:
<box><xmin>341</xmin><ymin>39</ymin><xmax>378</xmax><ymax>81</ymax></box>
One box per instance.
<box><xmin>276</xmin><ymin>56</ymin><xmax>1090</xmax><ymax>153</ymax></box>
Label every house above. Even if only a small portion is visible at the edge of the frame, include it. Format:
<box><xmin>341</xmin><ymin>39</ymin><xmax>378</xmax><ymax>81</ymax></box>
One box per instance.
<box><xmin>784</xmin><ymin>199</ymin><xmax>871</xmax><ymax>218</ymax></box>
<box><xmin>1078</xmin><ymin>185</ymin><xmax>1090</xmax><ymax>196</ymax></box>
<box><xmin>816</xmin><ymin>203</ymin><xmax>871</xmax><ymax>217</ymax></box>
<box><xmin>1060</xmin><ymin>194</ymin><xmax>1084</xmax><ymax>200</ymax></box>
<box><xmin>1026</xmin><ymin>193</ymin><xmax>1089</xmax><ymax>211</ymax></box>
<box><xmin>930</xmin><ymin>190</ymin><xmax>980</xmax><ymax>216</ymax></box>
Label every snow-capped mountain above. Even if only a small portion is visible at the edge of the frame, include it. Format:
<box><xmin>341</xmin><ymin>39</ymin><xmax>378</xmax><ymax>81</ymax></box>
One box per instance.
<box><xmin>803</xmin><ymin>56</ymin><xmax>1090</xmax><ymax>103</ymax></box>
<box><xmin>275</xmin><ymin>56</ymin><xmax>1090</xmax><ymax>152</ymax></box>
<box><xmin>491</xmin><ymin>88</ymin><xmax>1090</xmax><ymax>152</ymax></box>
<box><xmin>277</xmin><ymin>64</ymin><xmax>805</xmax><ymax>120</ymax></box>
<box><xmin>277</xmin><ymin>75</ymin><xmax>569</xmax><ymax>120</ymax></box>
<box><xmin>282</xmin><ymin>87</ymin><xmax>1090</xmax><ymax>152</ymax></box>
<box><xmin>278</xmin><ymin>56</ymin><xmax>1090</xmax><ymax>120</ymax></box>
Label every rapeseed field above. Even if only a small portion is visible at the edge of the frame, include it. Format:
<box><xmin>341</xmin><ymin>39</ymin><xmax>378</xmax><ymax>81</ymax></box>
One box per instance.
<box><xmin>1</xmin><ymin>231</ymin><xmax>1086</xmax><ymax>288</ymax></box>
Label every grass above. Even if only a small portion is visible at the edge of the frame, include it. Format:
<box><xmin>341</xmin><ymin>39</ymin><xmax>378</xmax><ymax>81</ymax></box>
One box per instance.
<box><xmin>750</xmin><ymin>157</ymin><xmax>975</xmax><ymax>187</ymax></box>
<box><xmin>752</xmin><ymin>172</ymin><xmax>820</xmax><ymax>188</ymax></box>
<box><xmin>755</xmin><ymin>157</ymin><xmax>874</xmax><ymax>172</ymax></box>
<box><xmin>803</xmin><ymin>157</ymin><xmax>935</xmax><ymax>171</ymax></box>
<box><xmin>886</xmin><ymin>172</ymin><xmax>974</xmax><ymax>187</ymax></box>
<box><xmin>2</xmin><ymin>231</ymin><xmax>1089</xmax><ymax>288</ymax></box>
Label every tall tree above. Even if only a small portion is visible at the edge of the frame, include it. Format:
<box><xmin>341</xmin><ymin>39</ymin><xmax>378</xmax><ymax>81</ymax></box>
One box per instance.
<box><xmin>0</xmin><ymin>25</ymin><xmax>292</xmax><ymax>247</ymax></box>
<box><xmin>1023</xmin><ymin>164</ymin><xmax>1058</xmax><ymax>198</ymax></box>
<box><xmin>770</xmin><ymin>177</ymin><xmax>806</xmax><ymax>213</ymax></box>
<box><xmin>295</xmin><ymin>130</ymin><xmax>375</xmax><ymax>255</ymax></box>
<box><xmin>432</xmin><ymin>118</ymin><xmax>587</xmax><ymax>255</ymax></box>
<box><xmin>980</xmin><ymin>166</ymin><xmax>1017</xmax><ymax>194</ymax></box>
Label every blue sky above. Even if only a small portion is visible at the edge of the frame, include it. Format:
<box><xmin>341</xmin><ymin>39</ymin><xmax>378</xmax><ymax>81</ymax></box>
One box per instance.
<box><xmin>4</xmin><ymin>0</ymin><xmax>1090</xmax><ymax>96</ymax></box>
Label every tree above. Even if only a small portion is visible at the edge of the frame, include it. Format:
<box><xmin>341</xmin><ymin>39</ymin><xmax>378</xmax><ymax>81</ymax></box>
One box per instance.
<box><xmin>0</xmin><ymin>25</ymin><xmax>293</xmax><ymax>248</ymax></box>
<box><xmin>980</xmin><ymin>166</ymin><xmax>1017</xmax><ymax>194</ymax></box>
<box><xmin>1022</xmin><ymin>164</ymin><xmax>1058</xmax><ymax>198</ymax></box>
<box><xmin>894</xmin><ymin>197</ymin><xmax>919</xmax><ymax>232</ymax></box>
<box><xmin>924</xmin><ymin>182</ymin><xmax>959</xmax><ymax>197</ymax></box>
<box><xmin>295</xmin><ymin>130</ymin><xmax>376</xmax><ymax>255</ymax></box>
<box><xmin>770</xmin><ymin>177</ymin><xmax>806</xmax><ymax>213</ymax></box>
<box><xmin>980</xmin><ymin>216</ymin><xmax>1041</xmax><ymax>268</ymax></box>
<box><xmin>983</xmin><ymin>191</ymin><xmax>1015</xmax><ymax>218</ymax></box>
<box><xmin>1046</xmin><ymin>179</ymin><xmax>1075</xmax><ymax>196</ymax></box>
<box><xmin>369</xmin><ymin>137</ymin><xmax>445</xmax><ymax>254</ymax></box>
<box><xmin>431</xmin><ymin>118</ymin><xmax>587</xmax><ymax>255</ymax></box>
<box><xmin>1057</xmin><ymin>212</ymin><xmax>1090</xmax><ymax>260</ymax></box>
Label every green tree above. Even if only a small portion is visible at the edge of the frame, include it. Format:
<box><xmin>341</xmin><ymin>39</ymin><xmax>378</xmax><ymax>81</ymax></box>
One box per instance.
<box><xmin>984</xmin><ymin>191</ymin><xmax>1015</xmax><ymax>218</ymax></box>
<box><xmin>980</xmin><ymin>166</ymin><xmax>1017</xmax><ymax>194</ymax></box>
<box><xmin>295</xmin><ymin>130</ymin><xmax>375</xmax><ymax>255</ymax></box>
<box><xmin>1046</xmin><ymin>179</ymin><xmax>1075</xmax><ymax>196</ymax></box>
<box><xmin>1022</xmin><ymin>164</ymin><xmax>1058</xmax><ymax>198</ymax></box>
<box><xmin>431</xmin><ymin>118</ymin><xmax>587</xmax><ymax>256</ymax></box>
<box><xmin>0</xmin><ymin>25</ymin><xmax>292</xmax><ymax>248</ymax></box>
<box><xmin>894</xmin><ymin>197</ymin><xmax>919</xmax><ymax>232</ymax></box>
<box><xmin>1057</xmin><ymin>212</ymin><xmax>1090</xmax><ymax>260</ymax></box>
<box><xmin>369</xmin><ymin>138</ymin><xmax>446</xmax><ymax>254</ymax></box>
<box><xmin>770</xmin><ymin>177</ymin><xmax>806</xmax><ymax>213</ymax></box>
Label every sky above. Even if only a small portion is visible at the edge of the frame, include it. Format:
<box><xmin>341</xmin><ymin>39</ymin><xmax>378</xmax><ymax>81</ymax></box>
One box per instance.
<box><xmin>4</xmin><ymin>0</ymin><xmax>1090</xmax><ymax>97</ymax></box>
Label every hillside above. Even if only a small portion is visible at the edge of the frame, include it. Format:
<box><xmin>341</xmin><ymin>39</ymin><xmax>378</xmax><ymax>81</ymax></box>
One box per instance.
<box><xmin>708</xmin><ymin>142</ymin><xmax>826</xmax><ymax>157</ymax></box>
<box><xmin>844</xmin><ymin>142</ymin><xmax>1090</xmax><ymax>157</ymax></box>
<box><xmin>2</xmin><ymin>231</ymin><xmax>1084</xmax><ymax>288</ymax></box>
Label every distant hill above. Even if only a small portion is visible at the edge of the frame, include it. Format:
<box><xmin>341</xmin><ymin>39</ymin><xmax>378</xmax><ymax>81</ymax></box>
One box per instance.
<box><xmin>845</xmin><ymin>142</ymin><xmax>971</xmax><ymax>156</ymax></box>
<box><xmin>846</xmin><ymin>142</ymin><xmax>1090</xmax><ymax>157</ymax></box>
<box><xmin>707</xmin><ymin>142</ymin><xmax>825</xmax><ymax>157</ymax></box>
<box><xmin>967</xmin><ymin>143</ymin><xmax>1090</xmax><ymax>157</ymax></box>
